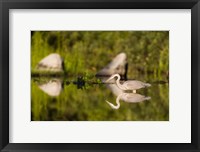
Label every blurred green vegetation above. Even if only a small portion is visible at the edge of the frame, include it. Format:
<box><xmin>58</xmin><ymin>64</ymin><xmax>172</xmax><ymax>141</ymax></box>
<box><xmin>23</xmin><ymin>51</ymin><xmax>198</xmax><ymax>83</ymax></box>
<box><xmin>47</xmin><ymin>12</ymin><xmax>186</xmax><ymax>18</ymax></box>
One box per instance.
<box><xmin>31</xmin><ymin>31</ymin><xmax>169</xmax><ymax>121</ymax></box>
<box><xmin>31</xmin><ymin>31</ymin><xmax>169</xmax><ymax>80</ymax></box>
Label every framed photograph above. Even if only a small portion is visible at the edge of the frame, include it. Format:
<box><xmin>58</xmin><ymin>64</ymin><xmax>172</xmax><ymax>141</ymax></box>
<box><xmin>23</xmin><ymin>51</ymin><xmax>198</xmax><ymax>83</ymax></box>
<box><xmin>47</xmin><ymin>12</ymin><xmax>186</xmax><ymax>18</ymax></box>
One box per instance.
<box><xmin>0</xmin><ymin>0</ymin><xmax>200</xmax><ymax>151</ymax></box>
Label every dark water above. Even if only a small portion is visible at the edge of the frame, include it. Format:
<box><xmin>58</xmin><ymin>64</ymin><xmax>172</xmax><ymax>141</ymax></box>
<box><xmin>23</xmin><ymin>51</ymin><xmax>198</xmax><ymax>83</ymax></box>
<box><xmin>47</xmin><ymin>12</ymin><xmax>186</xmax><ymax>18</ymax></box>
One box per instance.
<box><xmin>31</xmin><ymin>76</ymin><xmax>169</xmax><ymax>121</ymax></box>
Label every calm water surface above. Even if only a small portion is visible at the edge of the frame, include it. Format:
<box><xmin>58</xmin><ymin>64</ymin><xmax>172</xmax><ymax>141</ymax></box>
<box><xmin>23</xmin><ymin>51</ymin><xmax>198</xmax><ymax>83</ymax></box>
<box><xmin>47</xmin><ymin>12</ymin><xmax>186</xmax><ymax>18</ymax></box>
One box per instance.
<box><xmin>31</xmin><ymin>76</ymin><xmax>169</xmax><ymax>121</ymax></box>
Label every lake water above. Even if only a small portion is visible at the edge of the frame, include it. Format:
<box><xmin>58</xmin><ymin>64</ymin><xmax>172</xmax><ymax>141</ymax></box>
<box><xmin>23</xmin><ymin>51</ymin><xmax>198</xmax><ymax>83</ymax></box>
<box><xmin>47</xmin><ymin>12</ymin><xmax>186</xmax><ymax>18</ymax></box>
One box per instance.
<box><xmin>31</xmin><ymin>76</ymin><xmax>169</xmax><ymax>121</ymax></box>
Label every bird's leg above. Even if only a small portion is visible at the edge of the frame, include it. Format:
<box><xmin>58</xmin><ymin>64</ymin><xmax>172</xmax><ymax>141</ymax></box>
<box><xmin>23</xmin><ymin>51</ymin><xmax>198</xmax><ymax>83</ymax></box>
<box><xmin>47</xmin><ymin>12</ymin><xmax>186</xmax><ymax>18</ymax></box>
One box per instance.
<box><xmin>133</xmin><ymin>90</ymin><xmax>136</xmax><ymax>93</ymax></box>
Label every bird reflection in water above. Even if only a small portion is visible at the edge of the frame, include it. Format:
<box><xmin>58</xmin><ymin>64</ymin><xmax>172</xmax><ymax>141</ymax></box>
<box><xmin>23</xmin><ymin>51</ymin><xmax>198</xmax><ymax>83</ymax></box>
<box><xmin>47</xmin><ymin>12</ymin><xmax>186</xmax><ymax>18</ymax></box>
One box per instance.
<box><xmin>105</xmin><ymin>73</ymin><xmax>151</xmax><ymax>109</ymax></box>
<box><xmin>35</xmin><ymin>74</ymin><xmax>151</xmax><ymax>110</ymax></box>
<box><xmin>106</xmin><ymin>92</ymin><xmax>151</xmax><ymax>110</ymax></box>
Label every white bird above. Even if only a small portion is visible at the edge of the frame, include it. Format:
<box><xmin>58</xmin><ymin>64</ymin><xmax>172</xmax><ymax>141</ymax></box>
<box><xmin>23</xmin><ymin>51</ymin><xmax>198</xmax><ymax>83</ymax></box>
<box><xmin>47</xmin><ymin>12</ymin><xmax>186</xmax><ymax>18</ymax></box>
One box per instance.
<box><xmin>106</xmin><ymin>92</ymin><xmax>151</xmax><ymax>109</ymax></box>
<box><xmin>106</xmin><ymin>74</ymin><xmax>151</xmax><ymax>92</ymax></box>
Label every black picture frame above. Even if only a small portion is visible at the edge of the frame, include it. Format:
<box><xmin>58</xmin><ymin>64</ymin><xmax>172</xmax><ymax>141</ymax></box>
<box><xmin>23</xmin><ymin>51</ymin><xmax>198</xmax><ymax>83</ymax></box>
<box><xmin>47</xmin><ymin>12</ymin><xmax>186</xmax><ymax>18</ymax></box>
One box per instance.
<box><xmin>0</xmin><ymin>0</ymin><xmax>200</xmax><ymax>151</ymax></box>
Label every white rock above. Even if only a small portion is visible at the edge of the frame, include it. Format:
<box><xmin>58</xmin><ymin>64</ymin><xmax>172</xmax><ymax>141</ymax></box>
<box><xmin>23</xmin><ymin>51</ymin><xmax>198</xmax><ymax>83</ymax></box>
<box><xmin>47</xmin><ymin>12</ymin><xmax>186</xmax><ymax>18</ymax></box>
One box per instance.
<box><xmin>96</xmin><ymin>52</ymin><xmax>127</xmax><ymax>76</ymax></box>
<box><xmin>37</xmin><ymin>53</ymin><xmax>63</xmax><ymax>72</ymax></box>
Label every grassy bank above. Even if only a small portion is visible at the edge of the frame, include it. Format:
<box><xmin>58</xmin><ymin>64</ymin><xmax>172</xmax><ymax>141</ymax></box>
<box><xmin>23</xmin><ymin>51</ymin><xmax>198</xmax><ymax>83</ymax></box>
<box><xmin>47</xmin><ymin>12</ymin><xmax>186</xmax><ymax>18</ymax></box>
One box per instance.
<box><xmin>31</xmin><ymin>31</ymin><xmax>169</xmax><ymax>80</ymax></box>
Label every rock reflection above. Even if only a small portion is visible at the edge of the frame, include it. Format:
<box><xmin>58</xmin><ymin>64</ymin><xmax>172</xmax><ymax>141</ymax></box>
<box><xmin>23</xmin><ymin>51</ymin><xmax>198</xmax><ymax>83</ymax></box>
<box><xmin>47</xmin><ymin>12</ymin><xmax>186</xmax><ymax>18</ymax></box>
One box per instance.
<box><xmin>38</xmin><ymin>79</ymin><xmax>63</xmax><ymax>97</ymax></box>
<box><xmin>106</xmin><ymin>92</ymin><xmax>151</xmax><ymax>110</ymax></box>
<box><xmin>106</xmin><ymin>83</ymin><xmax>124</xmax><ymax>96</ymax></box>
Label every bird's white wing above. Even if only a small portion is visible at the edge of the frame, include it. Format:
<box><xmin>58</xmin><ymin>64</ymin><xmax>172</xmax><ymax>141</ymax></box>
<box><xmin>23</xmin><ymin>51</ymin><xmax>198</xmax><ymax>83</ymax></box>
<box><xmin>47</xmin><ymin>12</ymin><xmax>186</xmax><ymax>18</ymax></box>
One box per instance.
<box><xmin>123</xmin><ymin>80</ymin><xmax>145</xmax><ymax>90</ymax></box>
<box><xmin>121</xmin><ymin>93</ymin><xmax>151</xmax><ymax>103</ymax></box>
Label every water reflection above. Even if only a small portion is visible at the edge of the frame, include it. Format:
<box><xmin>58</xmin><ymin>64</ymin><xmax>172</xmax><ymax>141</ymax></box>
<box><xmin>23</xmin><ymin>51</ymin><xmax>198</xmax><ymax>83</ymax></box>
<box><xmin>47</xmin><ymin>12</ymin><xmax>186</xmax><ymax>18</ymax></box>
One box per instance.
<box><xmin>106</xmin><ymin>92</ymin><xmax>151</xmax><ymax>110</ymax></box>
<box><xmin>35</xmin><ymin>76</ymin><xmax>151</xmax><ymax>110</ymax></box>
<box><xmin>101</xmin><ymin>76</ymin><xmax>151</xmax><ymax>109</ymax></box>
<box><xmin>31</xmin><ymin>76</ymin><xmax>168</xmax><ymax>121</ymax></box>
<box><xmin>38</xmin><ymin>79</ymin><xmax>63</xmax><ymax>97</ymax></box>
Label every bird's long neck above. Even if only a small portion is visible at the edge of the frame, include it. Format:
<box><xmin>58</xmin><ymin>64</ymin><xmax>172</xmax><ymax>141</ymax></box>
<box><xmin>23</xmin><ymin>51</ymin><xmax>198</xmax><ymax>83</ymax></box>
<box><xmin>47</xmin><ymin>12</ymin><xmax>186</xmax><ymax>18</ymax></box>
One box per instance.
<box><xmin>114</xmin><ymin>93</ymin><xmax>125</xmax><ymax>109</ymax></box>
<box><xmin>116</xmin><ymin>75</ymin><xmax>124</xmax><ymax>90</ymax></box>
<box><xmin>106</xmin><ymin>93</ymin><xmax>124</xmax><ymax>110</ymax></box>
<box><xmin>115</xmin><ymin>95</ymin><xmax>121</xmax><ymax>109</ymax></box>
<box><xmin>106</xmin><ymin>100</ymin><xmax>120</xmax><ymax>109</ymax></box>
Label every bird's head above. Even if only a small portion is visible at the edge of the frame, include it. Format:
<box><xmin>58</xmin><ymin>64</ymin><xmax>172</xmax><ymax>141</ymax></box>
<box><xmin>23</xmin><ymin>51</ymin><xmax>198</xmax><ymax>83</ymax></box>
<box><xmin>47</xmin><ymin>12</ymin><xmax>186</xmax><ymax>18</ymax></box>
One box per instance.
<box><xmin>105</xmin><ymin>74</ymin><xmax>120</xmax><ymax>82</ymax></box>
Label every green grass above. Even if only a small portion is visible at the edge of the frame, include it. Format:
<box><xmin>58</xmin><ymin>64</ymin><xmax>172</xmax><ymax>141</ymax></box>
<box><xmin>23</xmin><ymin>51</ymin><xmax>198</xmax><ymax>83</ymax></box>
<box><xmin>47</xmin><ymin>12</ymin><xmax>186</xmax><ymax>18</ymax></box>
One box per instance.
<box><xmin>31</xmin><ymin>31</ymin><xmax>169</xmax><ymax>79</ymax></box>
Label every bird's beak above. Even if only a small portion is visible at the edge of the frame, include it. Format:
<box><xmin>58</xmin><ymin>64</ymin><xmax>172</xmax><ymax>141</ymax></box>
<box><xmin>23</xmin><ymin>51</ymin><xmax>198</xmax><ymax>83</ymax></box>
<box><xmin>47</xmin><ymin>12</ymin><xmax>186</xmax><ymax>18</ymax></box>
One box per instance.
<box><xmin>105</xmin><ymin>77</ymin><xmax>113</xmax><ymax>82</ymax></box>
